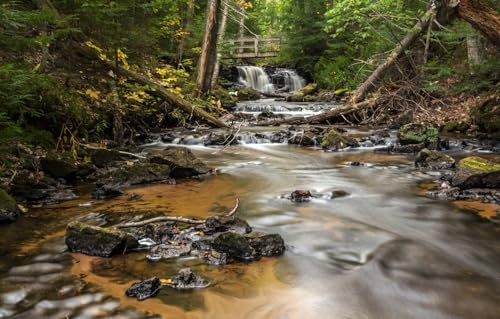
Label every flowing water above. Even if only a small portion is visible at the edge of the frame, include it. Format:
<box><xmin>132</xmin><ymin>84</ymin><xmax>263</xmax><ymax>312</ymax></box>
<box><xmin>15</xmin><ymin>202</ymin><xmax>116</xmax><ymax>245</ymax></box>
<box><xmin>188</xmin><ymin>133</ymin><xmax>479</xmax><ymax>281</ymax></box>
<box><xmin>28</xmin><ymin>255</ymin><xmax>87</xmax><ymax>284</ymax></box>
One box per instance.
<box><xmin>236</xmin><ymin>66</ymin><xmax>305</xmax><ymax>93</ymax></box>
<box><xmin>1</xmin><ymin>100</ymin><xmax>499</xmax><ymax>319</ymax></box>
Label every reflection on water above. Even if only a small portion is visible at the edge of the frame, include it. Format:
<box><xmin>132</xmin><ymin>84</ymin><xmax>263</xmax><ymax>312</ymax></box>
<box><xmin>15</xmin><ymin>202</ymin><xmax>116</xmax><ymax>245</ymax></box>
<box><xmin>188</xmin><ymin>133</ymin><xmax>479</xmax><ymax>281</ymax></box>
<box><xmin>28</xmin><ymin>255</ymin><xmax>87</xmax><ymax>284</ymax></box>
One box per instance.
<box><xmin>0</xmin><ymin>143</ymin><xmax>499</xmax><ymax>319</ymax></box>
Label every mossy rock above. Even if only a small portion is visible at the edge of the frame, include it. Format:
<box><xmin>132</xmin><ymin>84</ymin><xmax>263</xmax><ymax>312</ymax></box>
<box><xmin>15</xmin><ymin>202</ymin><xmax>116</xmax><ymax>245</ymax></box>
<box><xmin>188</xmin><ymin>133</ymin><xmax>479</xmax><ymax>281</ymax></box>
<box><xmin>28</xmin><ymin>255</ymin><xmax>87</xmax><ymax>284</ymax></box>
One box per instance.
<box><xmin>0</xmin><ymin>189</ymin><xmax>19</xmax><ymax>223</ymax></box>
<box><xmin>149</xmin><ymin>147</ymin><xmax>210</xmax><ymax>179</ymax></box>
<box><xmin>471</xmin><ymin>97</ymin><xmax>500</xmax><ymax>134</ymax></box>
<box><xmin>99</xmin><ymin>163</ymin><xmax>171</xmax><ymax>186</ymax></box>
<box><xmin>415</xmin><ymin>149</ymin><xmax>455</xmax><ymax>170</ymax></box>
<box><xmin>65</xmin><ymin>221</ymin><xmax>138</xmax><ymax>257</ymax></box>
<box><xmin>452</xmin><ymin>156</ymin><xmax>500</xmax><ymax>189</ymax></box>
<box><xmin>286</xmin><ymin>92</ymin><xmax>305</xmax><ymax>102</ymax></box>
<box><xmin>334</xmin><ymin>88</ymin><xmax>349</xmax><ymax>96</ymax></box>
<box><xmin>41</xmin><ymin>152</ymin><xmax>78</xmax><ymax>180</ymax></box>
<box><xmin>321</xmin><ymin>130</ymin><xmax>359</xmax><ymax>151</ymax></box>
<box><xmin>397</xmin><ymin>123</ymin><xmax>439</xmax><ymax>146</ymax></box>
<box><xmin>237</xmin><ymin>87</ymin><xmax>261</xmax><ymax>101</ymax></box>
<box><xmin>288</xmin><ymin>129</ymin><xmax>317</xmax><ymax>146</ymax></box>
<box><xmin>213</xmin><ymin>232</ymin><xmax>256</xmax><ymax>262</ymax></box>
<box><xmin>90</xmin><ymin>149</ymin><xmax>124</xmax><ymax>168</ymax></box>
<box><xmin>299</xmin><ymin>83</ymin><xmax>318</xmax><ymax>96</ymax></box>
<box><xmin>443</xmin><ymin>121</ymin><xmax>471</xmax><ymax>133</ymax></box>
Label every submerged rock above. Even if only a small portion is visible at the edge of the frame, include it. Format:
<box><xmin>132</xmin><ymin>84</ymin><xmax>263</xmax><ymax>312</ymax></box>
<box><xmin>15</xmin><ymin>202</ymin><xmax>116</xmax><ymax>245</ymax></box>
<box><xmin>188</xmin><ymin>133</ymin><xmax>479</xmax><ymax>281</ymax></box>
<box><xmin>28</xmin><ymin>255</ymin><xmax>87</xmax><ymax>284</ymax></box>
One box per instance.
<box><xmin>331</xmin><ymin>190</ymin><xmax>350</xmax><ymax>198</ymax></box>
<box><xmin>148</xmin><ymin>147</ymin><xmax>210</xmax><ymax>178</ymax></box>
<box><xmin>65</xmin><ymin>222</ymin><xmax>138</xmax><ymax>257</ymax></box>
<box><xmin>451</xmin><ymin>157</ymin><xmax>500</xmax><ymax>189</ymax></box>
<box><xmin>245</xmin><ymin>232</ymin><xmax>285</xmax><ymax>257</ymax></box>
<box><xmin>92</xmin><ymin>184</ymin><xmax>124</xmax><ymax>199</ymax></box>
<box><xmin>170</xmin><ymin>268</ymin><xmax>209</xmax><ymax>289</ymax></box>
<box><xmin>397</xmin><ymin>123</ymin><xmax>439</xmax><ymax>147</ymax></box>
<box><xmin>415</xmin><ymin>149</ymin><xmax>455</xmax><ymax>170</ymax></box>
<box><xmin>125</xmin><ymin>277</ymin><xmax>162</xmax><ymax>301</ymax></box>
<box><xmin>212</xmin><ymin>232</ymin><xmax>256</xmax><ymax>262</ymax></box>
<box><xmin>290</xmin><ymin>190</ymin><xmax>313</xmax><ymax>202</ymax></box>
<box><xmin>0</xmin><ymin>189</ymin><xmax>19</xmax><ymax>223</ymax></box>
<box><xmin>321</xmin><ymin>130</ymin><xmax>359</xmax><ymax>151</ymax></box>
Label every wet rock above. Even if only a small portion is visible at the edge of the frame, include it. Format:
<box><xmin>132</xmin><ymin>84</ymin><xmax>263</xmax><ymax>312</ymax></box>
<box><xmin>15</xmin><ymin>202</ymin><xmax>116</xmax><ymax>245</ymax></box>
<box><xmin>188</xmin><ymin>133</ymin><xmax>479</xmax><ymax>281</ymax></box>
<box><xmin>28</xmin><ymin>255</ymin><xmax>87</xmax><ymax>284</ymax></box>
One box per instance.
<box><xmin>204</xmin><ymin>133</ymin><xmax>239</xmax><ymax>146</ymax></box>
<box><xmin>146</xmin><ymin>243</ymin><xmax>191</xmax><ymax>261</ymax></box>
<box><xmin>237</xmin><ymin>87</ymin><xmax>261</xmax><ymax>101</ymax></box>
<box><xmin>331</xmin><ymin>190</ymin><xmax>350</xmax><ymax>198</ymax></box>
<box><xmin>126</xmin><ymin>222</ymin><xmax>179</xmax><ymax>244</ymax></box>
<box><xmin>65</xmin><ymin>222</ymin><xmax>138</xmax><ymax>257</ymax></box>
<box><xmin>471</xmin><ymin>96</ymin><xmax>500</xmax><ymax>136</ymax></box>
<box><xmin>288</xmin><ymin>129</ymin><xmax>318</xmax><ymax>146</ymax></box>
<box><xmin>415</xmin><ymin>149</ymin><xmax>455</xmax><ymax>170</ymax></box>
<box><xmin>92</xmin><ymin>184</ymin><xmax>124</xmax><ymax>199</ymax></box>
<box><xmin>202</xmin><ymin>216</ymin><xmax>252</xmax><ymax>235</ymax></box>
<box><xmin>41</xmin><ymin>153</ymin><xmax>78</xmax><ymax>180</ymax></box>
<box><xmin>212</xmin><ymin>232</ymin><xmax>257</xmax><ymax>262</ymax></box>
<box><xmin>204</xmin><ymin>250</ymin><xmax>228</xmax><ymax>265</ymax></box>
<box><xmin>0</xmin><ymin>189</ymin><xmax>19</xmax><ymax>223</ymax></box>
<box><xmin>442</xmin><ymin>121</ymin><xmax>471</xmax><ymax>133</ymax></box>
<box><xmin>125</xmin><ymin>277</ymin><xmax>162</xmax><ymax>301</ymax></box>
<box><xmin>397</xmin><ymin>123</ymin><xmax>439</xmax><ymax>147</ymax></box>
<box><xmin>98</xmin><ymin>162</ymin><xmax>171</xmax><ymax>186</ymax></box>
<box><xmin>148</xmin><ymin>147</ymin><xmax>210</xmax><ymax>178</ymax></box>
<box><xmin>321</xmin><ymin>130</ymin><xmax>359</xmax><ymax>151</ymax></box>
<box><xmin>429</xmin><ymin>188</ymin><xmax>500</xmax><ymax>204</ymax></box>
<box><xmin>350</xmin><ymin>161</ymin><xmax>364</xmax><ymax>166</ymax></box>
<box><xmin>451</xmin><ymin>157</ymin><xmax>500</xmax><ymax>189</ymax></box>
<box><xmin>245</xmin><ymin>232</ymin><xmax>285</xmax><ymax>257</ymax></box>
<box><xmin>290</xmin><ymin>190</ymin><xmax>313</xmax><ymax>202</ymax></box>
<box><xmin>170</xmin><ymin>268</ymin><xmax>209</xmax><ymax>289</ymax></box>
<box><xmin>269</xmin><ymin>130</ymin><xmax>291</xmax><ymax>143</ymax></box>
<box><xmin>375</xmin><ymin>143</ymin><xmax>426</xmax><ymax>154</ymax></box>
<box><xmin>89</xmin><ymin>149</ymin><xmax>125</xmax><ymax>168</ymax></box>
<box><xmin>9</xmin><ymin>171</ymin><xmax>51</xmax><ymax>202</ymax></box>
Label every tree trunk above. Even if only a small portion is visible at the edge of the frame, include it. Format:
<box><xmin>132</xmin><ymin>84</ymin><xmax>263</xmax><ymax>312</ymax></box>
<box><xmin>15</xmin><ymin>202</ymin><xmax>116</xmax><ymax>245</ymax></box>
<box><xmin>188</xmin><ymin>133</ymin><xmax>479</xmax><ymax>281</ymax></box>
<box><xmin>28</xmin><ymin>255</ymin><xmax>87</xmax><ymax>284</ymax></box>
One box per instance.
<box><xmin>211</xmin><ymin>0</ymin><xmax>229</xmax><ymax>89</ymax></box>
<box><xmin>195</xmin><ymin>0</ymin><xmax>220</xmax><ymax>97</ymax></box>
<box><xmin>351</xmin><ymin>7</ymin><xmax>437</xmax><ymax>104</ymax></box>
<box><xmin>177</xmin><ymin>0</ymin><xmax>195</xmax><ymax>67</ymax></box>
<box><xmin>467</xmin><ymin>29</ymin><xmax>483</xmax><ymax>68</ymax></box>
<box><xmin>457</xmin><ymin>0</ymin><xmax>500</xmax><ymax>49</ymax></box>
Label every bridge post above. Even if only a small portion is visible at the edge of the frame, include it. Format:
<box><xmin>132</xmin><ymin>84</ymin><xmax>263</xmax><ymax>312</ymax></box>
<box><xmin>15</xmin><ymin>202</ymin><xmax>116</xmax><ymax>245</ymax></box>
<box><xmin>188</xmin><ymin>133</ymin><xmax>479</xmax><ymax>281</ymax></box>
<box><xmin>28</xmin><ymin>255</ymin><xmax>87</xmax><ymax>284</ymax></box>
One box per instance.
<box><xmin>254</xmin><ymin>37</ymin><xmax>259</xmax><ymax>57</ymax></box>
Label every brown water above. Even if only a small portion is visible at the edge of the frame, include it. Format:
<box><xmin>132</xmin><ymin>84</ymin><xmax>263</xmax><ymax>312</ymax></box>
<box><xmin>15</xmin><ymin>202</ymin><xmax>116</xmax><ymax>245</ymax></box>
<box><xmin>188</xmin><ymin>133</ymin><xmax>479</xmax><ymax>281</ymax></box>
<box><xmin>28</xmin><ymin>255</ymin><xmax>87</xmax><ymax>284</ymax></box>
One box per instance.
<box><xmin>1</xmin><ymin>141</ymin><xmax>499</xmax><ymax>319</ymax></box>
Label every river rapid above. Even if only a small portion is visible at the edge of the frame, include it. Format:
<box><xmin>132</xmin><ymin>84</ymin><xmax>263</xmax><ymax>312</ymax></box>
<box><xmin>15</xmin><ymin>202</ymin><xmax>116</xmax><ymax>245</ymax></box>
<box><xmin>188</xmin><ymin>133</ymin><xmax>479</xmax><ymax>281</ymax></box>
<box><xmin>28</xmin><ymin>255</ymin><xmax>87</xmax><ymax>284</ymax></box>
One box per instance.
<box><xmin>0</xmin><ymin>100</ymin><xmax>499</xmax><ymax>319</ymax></box>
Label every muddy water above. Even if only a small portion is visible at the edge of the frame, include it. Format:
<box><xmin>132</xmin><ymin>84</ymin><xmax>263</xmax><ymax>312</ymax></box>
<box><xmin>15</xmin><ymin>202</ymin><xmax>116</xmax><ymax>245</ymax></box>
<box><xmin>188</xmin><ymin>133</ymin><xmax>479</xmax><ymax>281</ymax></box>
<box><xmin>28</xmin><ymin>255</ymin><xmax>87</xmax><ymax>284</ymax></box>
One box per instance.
<box><xmin>1</xmin><ymin>139</ymin><xmax>500</xmax><ymax>318</ymax></box>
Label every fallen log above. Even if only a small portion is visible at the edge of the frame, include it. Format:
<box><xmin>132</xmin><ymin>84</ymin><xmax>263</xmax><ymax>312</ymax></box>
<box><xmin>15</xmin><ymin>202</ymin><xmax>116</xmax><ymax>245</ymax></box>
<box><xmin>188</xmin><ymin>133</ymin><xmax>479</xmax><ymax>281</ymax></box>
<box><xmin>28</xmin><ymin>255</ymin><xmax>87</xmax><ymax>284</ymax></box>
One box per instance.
<box><xmin>73</xmin><ymin>42</ymin><xmax>229</xmax><ymax>129</ymax></box>
<box><xmin>116</xmin><ymin>198</ymin><xmax>239</xmax><ymax>228</ymax></box>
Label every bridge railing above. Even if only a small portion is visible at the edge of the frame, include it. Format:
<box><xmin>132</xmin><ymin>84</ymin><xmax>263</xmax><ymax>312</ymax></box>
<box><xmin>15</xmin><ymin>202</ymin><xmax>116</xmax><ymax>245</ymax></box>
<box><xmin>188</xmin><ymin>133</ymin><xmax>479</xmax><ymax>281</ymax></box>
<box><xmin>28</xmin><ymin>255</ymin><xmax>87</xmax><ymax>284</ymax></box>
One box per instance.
<box><xmin>224</xmin><ymin>36</ymin><xmax>283</xmax><ymax>59</ymax></box>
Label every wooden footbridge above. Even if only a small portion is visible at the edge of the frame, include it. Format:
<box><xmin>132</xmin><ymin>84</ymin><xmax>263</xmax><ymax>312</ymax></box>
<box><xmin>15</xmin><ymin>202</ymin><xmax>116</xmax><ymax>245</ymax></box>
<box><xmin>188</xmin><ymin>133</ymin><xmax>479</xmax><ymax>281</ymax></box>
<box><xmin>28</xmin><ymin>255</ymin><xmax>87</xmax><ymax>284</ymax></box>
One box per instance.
<box><xmin>224</xmin><ymin>36</ymin><xmax>283</xmax><ymax>59</ymax></box>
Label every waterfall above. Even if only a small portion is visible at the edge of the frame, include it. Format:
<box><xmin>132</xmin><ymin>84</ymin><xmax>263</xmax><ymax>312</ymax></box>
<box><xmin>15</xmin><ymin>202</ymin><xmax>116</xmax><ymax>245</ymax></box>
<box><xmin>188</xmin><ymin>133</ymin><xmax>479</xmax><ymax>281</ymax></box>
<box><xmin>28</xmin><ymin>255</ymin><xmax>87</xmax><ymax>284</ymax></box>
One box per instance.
<box><xmin>237</xmin><ymin>66</ymin><xmax>275</xmax><ymax>93</ymax></box>
<box><xmin>281</xmin><ymin>70</ymin><xmax>306</xmax><ymax>92</ymax></box>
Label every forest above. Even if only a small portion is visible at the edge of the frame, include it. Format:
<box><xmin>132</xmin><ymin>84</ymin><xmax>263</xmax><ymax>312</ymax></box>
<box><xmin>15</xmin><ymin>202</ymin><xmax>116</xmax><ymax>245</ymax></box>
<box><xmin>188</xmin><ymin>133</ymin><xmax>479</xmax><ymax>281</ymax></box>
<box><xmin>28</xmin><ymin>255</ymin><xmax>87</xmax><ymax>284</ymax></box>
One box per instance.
<box><xmin>0</xmin><ymin>0</ymin><xmax>499</xmax><ymax>318</ymax></box>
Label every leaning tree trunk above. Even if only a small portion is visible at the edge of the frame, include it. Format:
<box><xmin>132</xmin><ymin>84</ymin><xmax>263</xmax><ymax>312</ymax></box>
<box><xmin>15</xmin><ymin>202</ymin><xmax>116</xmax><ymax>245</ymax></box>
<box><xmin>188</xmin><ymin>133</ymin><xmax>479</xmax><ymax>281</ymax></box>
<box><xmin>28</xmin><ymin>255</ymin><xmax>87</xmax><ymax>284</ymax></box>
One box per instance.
<box><xmin>211</xmin><ymin>0</ymin><xmax>229</xmax><ymax>89</ymax></box>
<box><xmin>467</xmin><ymin>29</ymin><xmax>483</xmax><ymax>67</ymax></box>
<box><xmin>195</xmin><ymin>0</ymin><xmax>221</xmax><ymax>97</ymax></box>
<box><xmin>177</xmin><ymin>0</ymin><xmax>195</xmax><ymax>67</ymax></box>
<box><xmin>456</xmin><ymin>0</ymin><xmax>500</xmax><ymax>49</ymax></box>
<box><xmin>351</xmin><ymin>6</ymin><xmax>438</xmax><ymax>104</ymax></box>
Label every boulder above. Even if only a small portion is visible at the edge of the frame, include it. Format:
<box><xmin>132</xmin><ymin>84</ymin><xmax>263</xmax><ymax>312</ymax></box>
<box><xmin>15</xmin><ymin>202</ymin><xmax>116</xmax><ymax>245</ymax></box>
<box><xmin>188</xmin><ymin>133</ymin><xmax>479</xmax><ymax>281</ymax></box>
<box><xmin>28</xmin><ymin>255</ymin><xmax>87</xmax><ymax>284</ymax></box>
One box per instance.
<box><xmin>244</xmin><ymin>232</ymin><xmax>285</xmax><ymax>257</ymax></box>
<box><xmin>41</xmin><ymin>153</ymin><xmax>78</xmax><ymax>180</ymax></box>
<box><xmin>442</xmin><ymin>121</ymin><xmax>471</xmax><ymax>133</ymax></box>
<box><xmin>212</xmin><ymin>232</ymin><xmax>256</xmax><ymax>262</ymax></box>
<box><xmin>65</xmin><ymin>222</ymin><xmax>138</xmax><ymax>257</ymax></box>
<box><xmin>451</xmin><ymin>157</ymin><xmax>500</xmax><ymax>189</ymax></box>
<box><xmin>92</xmin><ymin>184</ymin><xmax>124</xmax><ymax>199</ymax></box>
<box><xmin>321</xmin><ymin>130</ymin><xmax>359</xmax><ymax>151</ymax></box>
<box><xmin>125</xmin><ymin>277</ymin><xmax>162</xmax><ymax>301</ymax></box>
<box><xmin>98</xmin><ymin>163</ymin><xmax>170</xmax><ymax>186</ymax></box>
<box><xmin>89</xmin><ymin>149</ymin><xmax>124</xmax><ymax>168</ymax></box>
<box><xmin>397</xmin><ymin>123</ymin><xmax>439</xmax><ymax>147</ymax></box>
<box><xmin>148</xmin><ymin>147</ymin><xmax>210</xmax><ymax>178</ymax></box>
<box><xmin>0</xmin><ymin>189</ymin><xmax>19</xmax><ymax>223</ymax></box>
<box><xmin>471</xmin><ymin>96</ymin><xmax>500</xmax><ymax>135</ymax></box>
<box><xmin>170</xmin><ymin>268</ymin><xmax>209</xmax><ymax>289</ymax></box>
<box><xmin>202</xmin><ymin>216</ymin><xmax>252</xmax><ymax>235</ymax></box>
<box><xmin>290</xmin><ymin>190</ymin><xmax>312</xmax><ymax>202</ymax></box>
<box><xmin>415</xmin><ymin>149</ymin><xmax>455</xmax><ymax>170</ymax></box>
<box><xmin>237</xmin><ymin>87</ymin><xmax>261</xmax><ymax>101</ymax></box>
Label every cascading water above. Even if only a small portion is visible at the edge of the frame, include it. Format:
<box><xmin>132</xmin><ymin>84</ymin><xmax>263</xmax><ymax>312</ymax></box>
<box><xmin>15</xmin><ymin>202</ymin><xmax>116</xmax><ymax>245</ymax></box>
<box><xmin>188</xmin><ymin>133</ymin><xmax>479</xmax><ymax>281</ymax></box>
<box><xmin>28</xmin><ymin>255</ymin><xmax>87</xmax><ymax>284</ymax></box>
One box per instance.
<box><xmin>281</xmin><ymin>69</ymin><xmax>306</xmax><ymax>92</ymax></box>
<box><xmin>237</xmin><ymin>66</ymin><xmax>275</xmax><ymax>93</ymax></box>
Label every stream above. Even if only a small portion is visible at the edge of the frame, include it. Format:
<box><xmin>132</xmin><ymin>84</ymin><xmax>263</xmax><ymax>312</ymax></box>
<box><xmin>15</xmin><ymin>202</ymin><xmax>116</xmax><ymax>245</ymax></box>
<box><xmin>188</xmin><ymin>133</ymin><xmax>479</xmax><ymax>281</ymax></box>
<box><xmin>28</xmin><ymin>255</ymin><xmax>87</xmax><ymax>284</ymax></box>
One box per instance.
<box><xmin>0</xmin><ymin>99</ymin><xmax>499</xmax><ymax>319</ymax></box>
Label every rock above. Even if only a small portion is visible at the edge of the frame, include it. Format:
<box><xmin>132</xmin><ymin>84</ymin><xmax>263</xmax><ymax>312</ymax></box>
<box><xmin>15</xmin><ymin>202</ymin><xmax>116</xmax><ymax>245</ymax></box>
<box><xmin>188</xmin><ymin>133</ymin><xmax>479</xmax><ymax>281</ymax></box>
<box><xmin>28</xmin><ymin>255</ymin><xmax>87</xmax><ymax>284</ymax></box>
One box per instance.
<box><xmin>204</xmin><ymin>133</ymin><xmax>239</xmax><ymax>146</ymax></box>
<box><xmin>212</xmin><ymin>232</ymin><xmax>256</xmax><ymax>262</ymax></box>
<box><xmin>98</xmin><ymin>163</ymin><xmax>171</xmax><ymax>186</ymax></box>
<box><xmin>125</xmin><ymin>277</ymin><xmax>162</xmax><ymax>301</ymax></box>
<box><xmin>331</xmin><ymin>190</ymin><xmax>350</xmax><ymax>198</ymax></box>
<box><xmin>89</xmin><ymin>149</ymin><xmax>125</xmax><ymax>168</ymax></box>
<box><xmin>321</xmin><ymin>130</ymin><xmax>359</xmax><ymax>151</ymax></box>
<box><xmin>41</xmin><ymin>153</ymin><xmax>78</xmax><ymax>180</ymax></box>
<box><xmin>288</xmin><ymin>129</ymin><xmax>318</xmax><ymax>146</ymax></box>
<box><xmin>146</xmin><ymin>243</ymin><xmax>191</xmax><ymax>261</ymax></box>
<box><xmin>170</xmin><ymin>268</ymin><xmax>209</xmax><ymax>289</ymax></box>
<box><xmin>9</xmin><ymin>171</ymin><xmax>52</xmax><ymax>202</ymax></box>
<box><xmin>415</xmin><ymin>149</ymin><xmax>455</xmax><ymax>170</ymax></box>
<box><xmin>202</xmin><ymin>216</ymin><xmax>252</xmax><ymax>235</ymax></box>
<box><xmin>0</xmin><ymin>189</ymin><xmax>19</xmax><ymax>223</ymax></box>
<box><xmin>471</xmin><ymin>96</ymin><xmax>500</xmax><ymax>135</ymax></box>
<box><xmin>65</xmin><ymin>222</ymin><xmax>138</xmax><ymax>257</ymax></box>
<box><xmin>204</xmin><ymin>250</ymin><xmax>228</xmax><ymax>265</ymax></box>
<box><xmin>245</xmin><ymin>232</ymin><xmax>285</xmax><ymax>257</ymax></box>
<box><xmin>375</xmin><ymin>143</ymin><xmax>426</xmax><ymax>154</ymax></box>
<box><xmin>286</xmin><ymin>92</ymin><xmax>304</xmax><ymax>102</ymax></box>
<box><xmin>397</xmin><ymin>123</ymin><xmax>439</xmax><ymax>147</ymax></box>
<box><xmin>451</xmin><ymin>157</ymin><xmax>500</xmax><ymax>189</ymax></box>
<box><xmin>428</xmin><ymin>188</ymin><xmax>500</xmax><ymax>204</ymax></box>
<box><xmin>92</xmin><ymin>184</ymin><xmax>124</xmax><ymax>199</ymax></box>
<box><xmin>237</xmin><ymin>87</ymin><xmax>261</xmax><ymax>101</ymax></box>
<box><xmin>350</xmin><ymin>162</ymin><xmax>364</xmax><ymax>166</ymax></box>
<box><xmin>290</xmin><ymin>190</ymin><xmax>312</xmax><ymax>202</ymax></box>
<box><xmin>442</xmin><ymin>121</ymin><xmax>471</xmax><ymax>133</ymax></box>
<box><xmin>125</xmin><ymin>222</ymin><xmax>179</xmax><ymax>244</ymax></box>
<box><xmin>148</xmin><ymin>147</ymin><xmax>210</xmax><ymax>178</ymax></box>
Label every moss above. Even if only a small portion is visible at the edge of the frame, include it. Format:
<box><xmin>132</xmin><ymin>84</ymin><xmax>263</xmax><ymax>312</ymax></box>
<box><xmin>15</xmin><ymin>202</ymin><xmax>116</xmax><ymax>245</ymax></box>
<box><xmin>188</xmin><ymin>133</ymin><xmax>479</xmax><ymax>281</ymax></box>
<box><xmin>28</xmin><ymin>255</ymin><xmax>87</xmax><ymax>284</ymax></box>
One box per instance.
<box><xmin>299</xmin><ymin>83</ymin><xmax>318</xmax><ymax>96</ymax></box>
<box><xmin>0</xmin><ymin>189</ymin><xmax>16</xmax><ymax>211</ymax></box>
<box><xmin>398</xmin><ymin>123</ymin><xmax>439</xmax><ymax>145</ymax></box>
<box><xmin>237</xmin><ymin>87</ymin><xmax>261</xmax><ymax>101</ymax></box>
<box><xmin>321</xmin><ymin>130</ymin><xmax>358</xmax><ymax>150</ymax></box>
<box><xmin>458</xmin><ymin>157</ymin><xmax>500</xmax><ymax>172</ymax></box>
